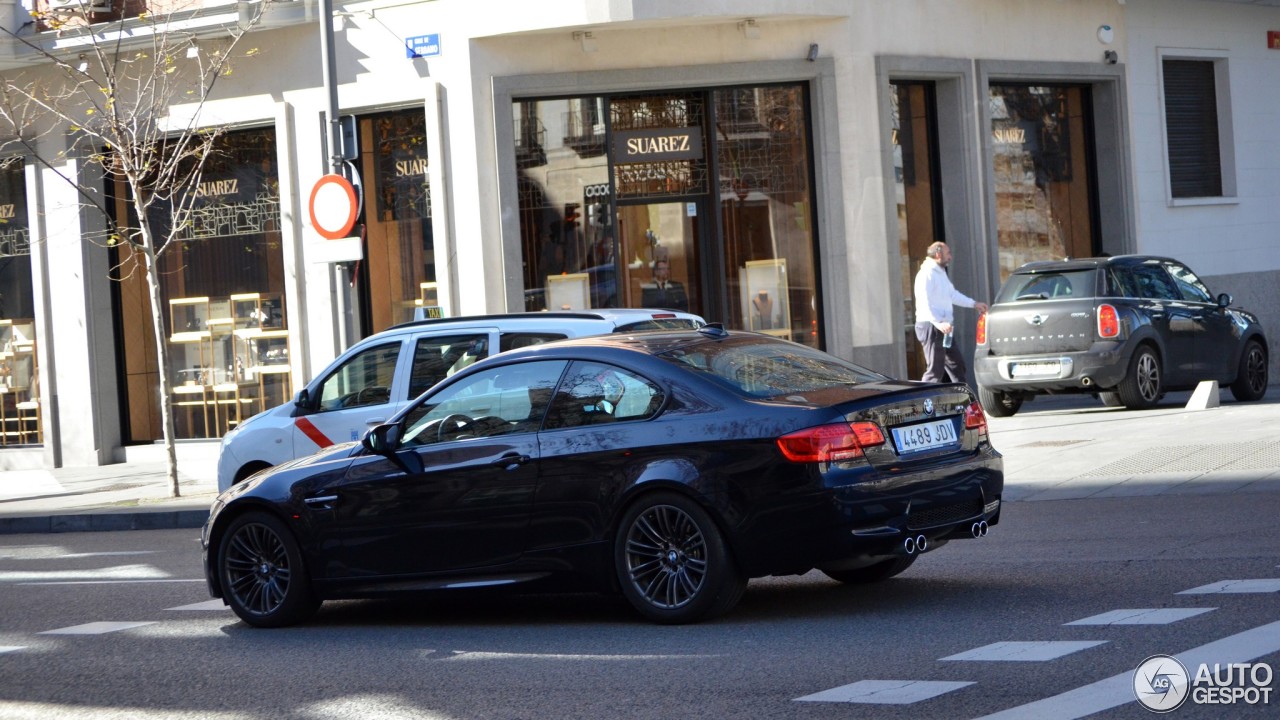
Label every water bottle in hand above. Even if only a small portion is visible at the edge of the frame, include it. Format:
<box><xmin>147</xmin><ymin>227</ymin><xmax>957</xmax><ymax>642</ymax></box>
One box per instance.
<box><xmin>943</xmin><ymin>330</ymin><xmax>953</xmax><ymax>348</ymax></box>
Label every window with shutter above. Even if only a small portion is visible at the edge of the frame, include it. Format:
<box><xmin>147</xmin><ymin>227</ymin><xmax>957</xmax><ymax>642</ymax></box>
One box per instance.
<box><xmin>1162</xmin><ymin>58</ymin><xmax>1223</xmax><ymax>198</ymax></box>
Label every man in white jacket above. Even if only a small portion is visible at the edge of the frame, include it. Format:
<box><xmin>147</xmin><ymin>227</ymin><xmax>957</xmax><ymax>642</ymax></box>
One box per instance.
<box><xmin>914</xmin><ymin>241</ymin><xmax>987</xmax><ymax>383</ymax></box>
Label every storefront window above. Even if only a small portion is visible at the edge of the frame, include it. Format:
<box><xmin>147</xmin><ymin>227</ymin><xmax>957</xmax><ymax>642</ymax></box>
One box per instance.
<box><xmin>358</xmin><ymin>109</ymin><xmax>435</xmax><ymax>330</ymax></box>
<box><xmin>0</xmin><ymin>161</ymin><xmax>41</xmax><ymax>445</ymax></box>
<box><xmin>512</xmin><ymin>83</ymin><xmax>820</xmax><ymax>348</ymax></box>
<box><xmin>113</xmin><ymin>128</ymin><xmax>286</xmax><ymax>442</ymax></box>
<box><xmin>716</xmin><ymin>85</ymin><xmax>819</xmax><ymax>347</ymax></box>
<box><xmin>989</xmin><ymin>84</ymin><xmax>1098</xmax><ymax>281</ymax></box>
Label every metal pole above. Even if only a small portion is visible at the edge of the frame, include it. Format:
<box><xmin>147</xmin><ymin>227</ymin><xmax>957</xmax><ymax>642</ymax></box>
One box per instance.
<box><xmin>319</xmin><ymin>0</ymin><xmax>342</xmax><ymax>174</ymax></box>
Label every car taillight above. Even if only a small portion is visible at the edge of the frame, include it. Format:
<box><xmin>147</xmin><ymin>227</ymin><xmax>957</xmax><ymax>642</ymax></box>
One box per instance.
<box><xmin>1097</xmin><ymin>303</ymin><xmax>1120</xmax><ymax>338</ymax></box>
<box><xmin>964</xmin><ymin>402</ymin><xmax>988</xmax><ymax>436</ymax></box>
<box><xmin>975</xmin><ymin>312</ymin><xmax>988</xmax><ymax>346</ymax></box>
<box><xmin>776</xmin><ymin>422</ymin><xmax>885</xmax><ymax>463</ymax></box>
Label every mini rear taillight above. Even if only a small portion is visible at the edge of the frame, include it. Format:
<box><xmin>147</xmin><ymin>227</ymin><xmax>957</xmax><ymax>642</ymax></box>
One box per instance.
<box><xmin>776</xmin><ymin>422</ymin><xmax>885</xmax><ymax>463</ymax></box>
<box><xmin>1097</xmin><ymin>303</ymin><xmax>1120</xmax><ymax>338</ymax></box>
<box><xmin>650</xmin><ymin>313</ymin><xmax>676</xmax><ymax>319</ymax></box>
<box><xmin>975</xmin><ymin>312</ymin><xmax>988</xmax><ymax>346</ymax></box>
<box><xmin>964</xmin><ymin>402</ymin><xmax>988</xmax><ymax>434</ymax></box>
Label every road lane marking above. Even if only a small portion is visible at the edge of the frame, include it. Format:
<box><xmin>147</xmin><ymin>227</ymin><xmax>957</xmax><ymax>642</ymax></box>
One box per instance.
<box><xmin>0</xmin><ymin>564</ymin><xmax>168</xmax><ymax>583</ymax></box>
<box><xmin>0</xmin><ymin>646</ymin><xmax>24</xmax><ymax>653</ymax></box>
<box><xmin>973</xmin><ymin>618</ymin><xmax>1280</xmax><ymax>719</ymax></box>
<box><xmin>166</xmin><ymin>600</ymin><xmax>229</xmax><ymax>611</ymax></box>
<box><xmin>19</xmin><ymin>579</ymin><xmax>204</xmax><ymax>586</ymax></box>
<box><xmin>795</xmin><ymin>680</ymin><xmax>975</xmax><ymax>704</ymax></box>
<box><xmin>40</xmin><ymin>622</ymin><xmax>157</xmax><ymax>635</ymax></box>
<box><xmin>1065</xmin><ymin>608</ymin><xmax>1215</xmax><ymax>625</ymax></box>
<box><xmin>942</xmin><ymin>641</ymin><xmax>1106</xmax><ymax>662</ymax></box>
<box><xmin>1178</xmin><ymin>579</ymin><xmax>1280</xmax><ymax>594</ymax></box>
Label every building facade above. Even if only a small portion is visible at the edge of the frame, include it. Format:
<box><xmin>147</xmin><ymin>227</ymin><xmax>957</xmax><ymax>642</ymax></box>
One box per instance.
<box><xmin>0</xmin><ymin>0</ymin><xmax>1276</xmax><ymax>471</ymax></box>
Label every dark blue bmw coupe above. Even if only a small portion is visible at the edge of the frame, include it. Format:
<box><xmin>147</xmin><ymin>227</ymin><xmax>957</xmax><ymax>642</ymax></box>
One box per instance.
<box><xmin>203</xmin><ymin>326</ymin><xmax>1003</xmax><ymax>626</ymax></box>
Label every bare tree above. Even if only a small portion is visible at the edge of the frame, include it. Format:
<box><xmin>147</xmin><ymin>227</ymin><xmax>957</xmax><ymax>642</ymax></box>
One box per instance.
<box><xmin>0</xmin><ymin>0</ymin><xmax>264</xmax><ymax>496</ymax></box>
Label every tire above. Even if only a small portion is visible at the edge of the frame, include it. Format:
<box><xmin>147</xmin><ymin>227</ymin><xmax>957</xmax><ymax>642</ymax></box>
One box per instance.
<box><xmin>1117</xmin><ymin>346</ymin><xmax>1162</xmax><ymax>409</ymax></box>
<box><xmin>615</xmin><ymin>492</ymin><xmax>746</xmax><ymax>624</ymax></box>
<box><xmin>219</xmin><ymin>511</ymin><xmax>320</xmax><ymax>628</ymax></box>
<box><xmin>1230</xmin><ymin>340</ymin><xmax>1269</xmax><ymax>402</ymax></box>
<box><xmin>1098</xmin><ymin>391</ymin><xmax>1124</xmax><ymax>408</ymax></box>
<box><xmin>821</xmin><ymin>554</ymin><xmax>918</xmax><ymax>584</ymax></box>
<box><xmin>977</xmin><ymin>385</ymin><xmax>1023</xmax><ymax>418</ymax></box>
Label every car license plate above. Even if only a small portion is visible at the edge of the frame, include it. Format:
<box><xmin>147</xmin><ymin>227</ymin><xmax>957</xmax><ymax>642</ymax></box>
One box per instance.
<box><xmin>892</xmin><ymin>419</ymin><xmax>958</xmax><ymax>454</ymax></box>
<box><xmin>1011</xmin><ymin>360</ymin><xmax>1061</xmax><ymax>377</ymax></box>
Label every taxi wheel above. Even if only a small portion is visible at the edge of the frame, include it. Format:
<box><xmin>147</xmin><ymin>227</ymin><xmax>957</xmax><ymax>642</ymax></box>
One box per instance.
<box><xmin>219</xmin><ymin>512</ymin><xmax>320</xmax><ymax>628</ymax></box>
<box><xmin>822</xmin><ymin>554</ymin><xmax>918</xmax><ymax>584</ymax></box>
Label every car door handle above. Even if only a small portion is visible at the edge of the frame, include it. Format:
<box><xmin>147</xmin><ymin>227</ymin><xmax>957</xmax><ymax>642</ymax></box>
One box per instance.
<box><xmin>304</xmin><ymin>494</ymin><xmax>339</xmax><ymax>510</ymax></box>
<box><xmin>491</xmin><ymin>453</ymin><xmax>530</xmax><ymax>469</ymax></box>
<box><xmin>365</xmin><ymin>418</ymin><xmax>386</xmax><ymax>426</ymax></box>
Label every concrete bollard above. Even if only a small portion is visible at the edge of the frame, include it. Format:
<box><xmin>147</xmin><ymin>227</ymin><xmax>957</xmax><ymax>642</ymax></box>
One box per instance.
<box><xmin>1185</xmin><ymin>380</ymin><xmax>1221</xmax><ymax>410</ymax></box>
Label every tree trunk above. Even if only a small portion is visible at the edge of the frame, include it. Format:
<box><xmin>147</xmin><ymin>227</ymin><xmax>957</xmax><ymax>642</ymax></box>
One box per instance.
<box><xmin>132</xmin><ymin>191</ymin><xmax>181</xmax><ymax>498</ymax></box>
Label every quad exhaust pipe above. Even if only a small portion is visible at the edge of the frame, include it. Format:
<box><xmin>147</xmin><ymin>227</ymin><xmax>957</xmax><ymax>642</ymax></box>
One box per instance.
<box><xmin>903</xmin><ymin>534</ymin><xmax>929</xmax><ymax>555</ymax></box>
<box><xmin>971</xmin><ymin>520</ymin><xmax>989</xmax><ymax>538</ymax></box>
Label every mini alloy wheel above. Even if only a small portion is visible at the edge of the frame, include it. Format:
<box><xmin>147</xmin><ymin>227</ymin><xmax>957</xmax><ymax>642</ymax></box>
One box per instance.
<box><xmin>1230</xmin><ymin>340</ymin><xmax>1269</xmax><ymax>402</ymax></box>
<box><xmin>219</xmin><ymin>512</ymin><xmax>319</xmax><ymax>628</ymax></box>
<box><xmin>1118</xmin><ymin>347</ymin><xmax>1161</xmax><ymax>409</ymax></box>
<box><xmin>615</xmin><ymin>492</ymin><xmax>745</xmax><ymax>624</ymax></box>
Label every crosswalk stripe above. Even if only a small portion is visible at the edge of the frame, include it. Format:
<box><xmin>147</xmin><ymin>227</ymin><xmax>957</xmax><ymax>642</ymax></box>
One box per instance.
<box><xmin>1065</xmin><ymin>608</ymin><xmax>1215</xmax><ymax>626</ymax></box>
<box><xmin>1178</xmin><ymin>579</ymin><xmax>1280</xmax><ymax>594</ymax></box>
<box><xmin>941</xmin><ymin>640</ymin><xmax>1106</xmax><ymax>662</ymax></box>
<box><xmin>39</xmin><ymin>622</ymin><xmax>157</xmax><ymax>635</ymax></box>
<box><xmin>973</xmin><ymin>618</ymin><xmax>1280</xmax><ymax>719</ymax></box>
<box><xmin>795</xmin><ymin>680</ymin><xmax>975</xmax><ymax>704</ymax></box>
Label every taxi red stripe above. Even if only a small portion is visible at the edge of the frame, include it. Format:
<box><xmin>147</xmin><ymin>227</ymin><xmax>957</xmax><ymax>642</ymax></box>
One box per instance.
<box><xmin>295</xmin><ymin>417</ymin><xmax>333</xmax><ymax>449</ymax></box>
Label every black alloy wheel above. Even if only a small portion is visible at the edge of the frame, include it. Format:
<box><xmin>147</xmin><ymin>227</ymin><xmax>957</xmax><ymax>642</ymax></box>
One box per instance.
<box><xmin>1230</xmin><ymin>340</ymin><xmax>1269</xmax><ymax>402</ymax></box>
<box><xmin>219</xmin><ymin>512</ymin><xmax>319</xmax><ymax>628</ymax></box>
<box><xmin>821</xmin><ymin>553</ymin><xmax>918</xmax><ymax>584</ymax></box>
<box><xmin>977</xmin><ymin>385</ymin><xmax>1023</xmax><ymax>417</ymax></box>
<box><xmin>1118</xmin><ymin>346</ymin><xmax>1162</xmax><ymax>409</ymax></box>
<box><xmin>615</xmin><ymin>492</ymin><xmax>745</xmax><ymax>624</ymax></box>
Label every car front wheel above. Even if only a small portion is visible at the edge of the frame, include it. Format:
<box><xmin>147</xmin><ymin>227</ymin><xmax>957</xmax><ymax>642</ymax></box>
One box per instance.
<box><xmin>1118</xmin><ymin>346</ymin><xmax>1162</xmax><ymax>409</ymax></box>
<box><xmin>977</xmin><ymin>385</ymin><xmax>1023</xmax><ymax>417</ymax></box>
<box><xmin>219</xmin><ymin>512</ymin><xmax>320</xmax><ymax>628</ymax></box>
<box><xmin>615</xmin><ymin>492</ymin><xmax>746</xmax><ymax>624</ymax></box>
<box><xmin>1230</xmin><ymin>340</ymin><xmax>1268</xmax><ymax>402</ymax></box>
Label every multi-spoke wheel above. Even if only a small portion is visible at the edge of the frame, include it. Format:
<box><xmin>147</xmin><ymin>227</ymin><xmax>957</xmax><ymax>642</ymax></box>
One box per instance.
<box><xmin>1230</xmin><ymin>340</ymin><xmax>1269</xmax><ymax>402</ymax></box>
<box><xmin>615</xmin><ymin>492</ymin><xmax>745</xmax><ymax>624</ymax></box>
<box><xmin>219</xmin><ymin>512</ymin><xmax>319</xmax><ymax>628</ymax></box>
<box><xmin>1118</xmin><ymin>346</ymin><xmax>1162</xmax><ymax>409</ymax></box>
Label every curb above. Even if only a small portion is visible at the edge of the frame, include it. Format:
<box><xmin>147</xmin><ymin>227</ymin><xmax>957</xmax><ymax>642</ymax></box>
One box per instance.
<box><xmin>0</xmin><ymin>509</ymin><xmax>209</xmax><ymax>535</ymax></box>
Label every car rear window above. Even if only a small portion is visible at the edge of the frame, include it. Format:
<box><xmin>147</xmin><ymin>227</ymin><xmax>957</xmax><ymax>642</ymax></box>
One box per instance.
<box><xmin>995</xmin><ymin>269</ymin><xmax>1096</xmax><ymax>303</ymax></box>
<box><xmin>659</xmin><ymin>337</ymin><xmax>886</xmax><ymax>398</ymax></box>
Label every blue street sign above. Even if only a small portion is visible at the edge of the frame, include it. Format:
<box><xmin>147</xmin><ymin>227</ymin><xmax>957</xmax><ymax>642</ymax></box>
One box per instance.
<box><xmin>405</xmin><ymin>34</ymin><xmax>441</xmax><ymax>59</ymax></box>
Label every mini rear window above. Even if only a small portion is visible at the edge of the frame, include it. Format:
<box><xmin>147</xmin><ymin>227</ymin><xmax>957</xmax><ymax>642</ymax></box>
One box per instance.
<box><xmin>996</xmin><ymin>269</ymin><xmax>1096</xmax><ymax>303</ymax></box>
<box><xmin>659</xmin><ymin>337</ymin><xmax>886</xmax><ymax>398</ymax></box>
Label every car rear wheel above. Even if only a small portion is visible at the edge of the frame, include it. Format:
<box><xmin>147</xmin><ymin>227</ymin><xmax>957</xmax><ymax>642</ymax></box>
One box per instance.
<box><xmin>1098</xmin><ymin>391</ymin><xmax>1124</xmax><ymax>407</ymax></box>
<box><xmin>1118</xmin><ymin>346</ymin><xmax>1162</xmax><ymax>409</ymax></box>
<box><xmin>219</xmin><ymin>512</ymin><xmax>319</xmax><ymax>628</ymax></box>
<box><xmin>615</xmin><ymin>492</ymin><xmax>745</xmax><ymax>624</ymax></box>
<box><xmin>1230</xmin><ymin>340</ymin><xmax>1268</xmax><ymax>402</ymax></box>
<box><xmin>977</xmin><ymin>385</ymin><xmax>1023</xmax><ymax>417</ymax></box>
<box><xmin>821</xmin><ymin>554</ymin><xmax>918</xmax><ymax>584</ymax></box>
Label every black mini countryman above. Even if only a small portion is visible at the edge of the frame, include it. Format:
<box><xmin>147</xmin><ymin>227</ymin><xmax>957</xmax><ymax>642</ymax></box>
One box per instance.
<box><xmin>974</xmin><ymin>255</ymin><xmax>1269</xmax><ymax>416</ymax></box>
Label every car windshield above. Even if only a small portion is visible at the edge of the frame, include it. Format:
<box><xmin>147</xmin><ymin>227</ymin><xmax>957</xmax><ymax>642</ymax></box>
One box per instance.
<box><xmin>996</xmin><ymin>269</ymin><xmax>1096</xmax><ymax>302</ymax></box>
<box><xmin>658</xmin><ymin>336</ymin><xmax>886</xmax><ymax>398</ymax></box>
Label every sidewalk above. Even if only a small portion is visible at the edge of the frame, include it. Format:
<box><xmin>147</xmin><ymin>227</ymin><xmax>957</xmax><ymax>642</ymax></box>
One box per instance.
<box><xmin>0</xmin><ymin>385</ymin><xmax>1276</xmax><ymax>534</ymax></box>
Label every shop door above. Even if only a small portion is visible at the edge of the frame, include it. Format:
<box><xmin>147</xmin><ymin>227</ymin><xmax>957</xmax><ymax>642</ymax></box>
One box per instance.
<box><xmin>615</xmin><ymin>201</ymin><xmax>702</xmax><ymax>315</ymax></box>
<box><xmin>892</xmin><ymin>82</ymin><xmax>944</xmax><ymax>380</ymax></box>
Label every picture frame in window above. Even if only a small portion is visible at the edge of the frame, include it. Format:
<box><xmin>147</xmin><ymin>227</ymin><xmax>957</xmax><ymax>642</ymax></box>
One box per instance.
<box><xmin>547</xmin><ymin>272</ymin><xmax>591</xmax><ymax>311</ymax></box>
<box><xmin>740</xmin><ymin>259</ymin><xmax>791</xmax><ymax>337</ymax></box>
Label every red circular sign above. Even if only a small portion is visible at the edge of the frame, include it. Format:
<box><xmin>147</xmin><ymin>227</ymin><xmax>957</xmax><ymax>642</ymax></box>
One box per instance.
<box><xmin>308</xmin><ymin>174</ymin><xmax>359</xmax><ymax>240</ymax></box>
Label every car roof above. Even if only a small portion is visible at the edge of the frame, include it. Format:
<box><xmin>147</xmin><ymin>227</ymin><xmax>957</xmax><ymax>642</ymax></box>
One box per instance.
<box><xmin>369</xmin><ymin>309</ymin><xmax>702</xmax><ymax>338</ymax></box>
<box><xmin>491</xmin><ymin>325</ymin><xmax>760</xmax><ymax>361</ymax></box>
<box><xmin>1010</xmin><ymin>254</ymin><xmax>1183</xmax><ymax>274</ymax></box>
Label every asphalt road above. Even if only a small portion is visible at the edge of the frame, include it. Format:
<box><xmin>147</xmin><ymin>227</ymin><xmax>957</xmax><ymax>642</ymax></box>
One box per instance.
<box><xmin>1</xmin><ymin>485</ymin><xmax>1277</xmax><ymax>720</ymax></box>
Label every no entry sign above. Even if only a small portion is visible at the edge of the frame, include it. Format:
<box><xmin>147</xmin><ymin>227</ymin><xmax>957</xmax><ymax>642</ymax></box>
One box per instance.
<box><xmin>308</xmin><ymin>174</ymin><xmax>359</xmax><ymax>240</ymax></box>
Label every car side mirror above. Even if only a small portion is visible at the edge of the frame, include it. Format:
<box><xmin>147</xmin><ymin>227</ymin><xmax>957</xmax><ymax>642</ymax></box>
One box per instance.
<box><xmin>1217</xmin><ymin>293</ymin><xmax>1232</xmax><ymax>309</ymax></box>
<box><xmin>363</xmin><ymin>423</ymin><xmax>403</xmax><ymax>456</ymax></box>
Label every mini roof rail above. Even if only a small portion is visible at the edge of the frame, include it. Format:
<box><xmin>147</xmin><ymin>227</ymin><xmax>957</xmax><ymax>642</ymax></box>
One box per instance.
<box><xmin>698</xmin><ymin>323</ymin><xmax>729</xmax><ymax>339</ymax></box>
